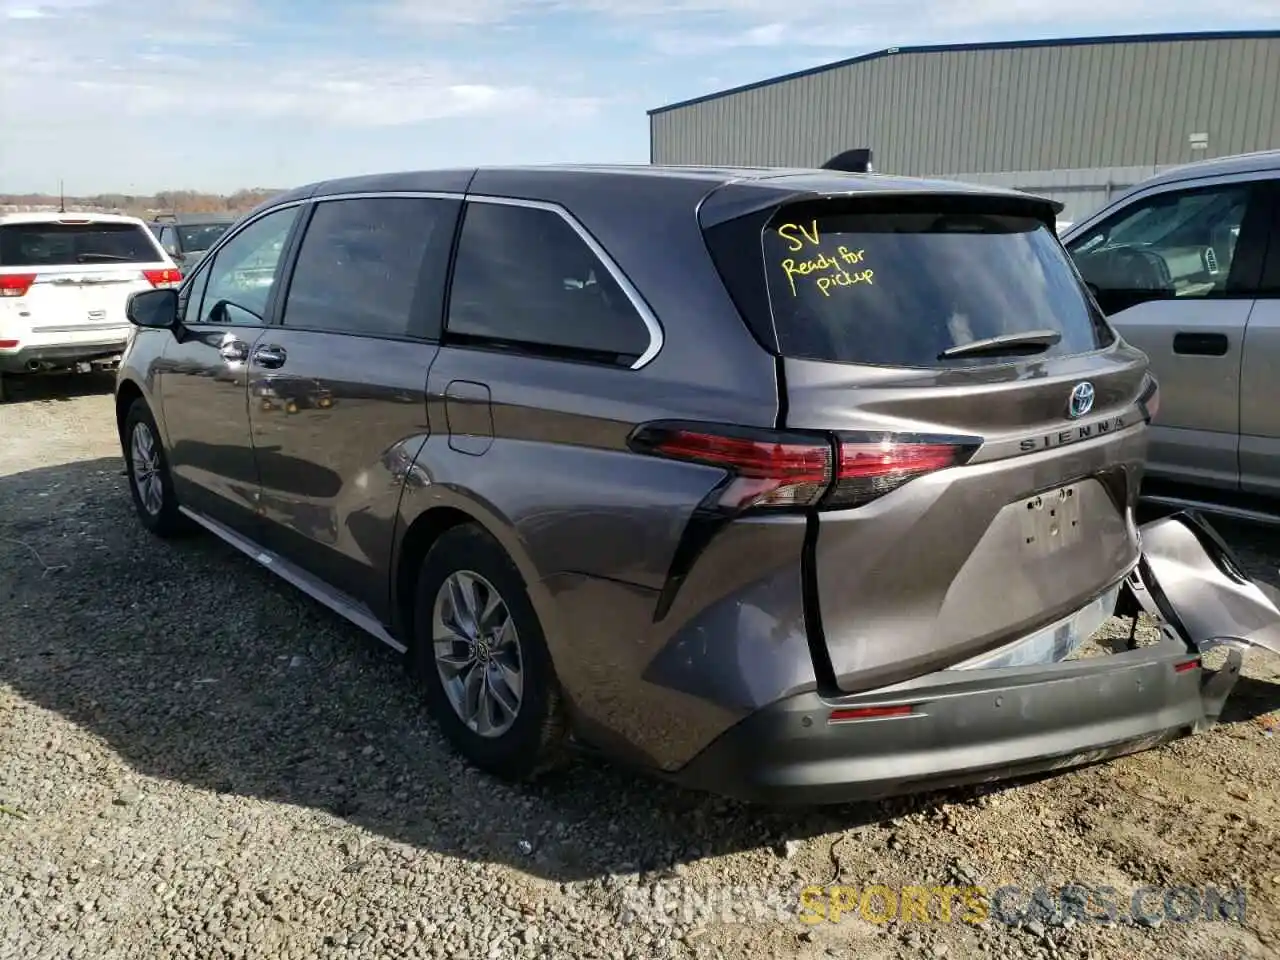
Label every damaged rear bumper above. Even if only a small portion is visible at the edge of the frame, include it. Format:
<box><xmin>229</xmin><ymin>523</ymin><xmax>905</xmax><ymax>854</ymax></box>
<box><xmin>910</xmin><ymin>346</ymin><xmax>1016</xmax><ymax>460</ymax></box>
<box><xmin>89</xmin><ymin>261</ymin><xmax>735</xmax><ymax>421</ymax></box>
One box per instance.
<box><xmin>670</xmin><ymin>511</ymin><xmax>1278</xmax><ymax>806</ymax></box>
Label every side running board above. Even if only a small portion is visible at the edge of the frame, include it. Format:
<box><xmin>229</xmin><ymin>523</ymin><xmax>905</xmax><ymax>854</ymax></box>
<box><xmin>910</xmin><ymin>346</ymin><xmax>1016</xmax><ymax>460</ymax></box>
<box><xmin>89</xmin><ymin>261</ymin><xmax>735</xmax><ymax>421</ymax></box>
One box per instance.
<box><xmin>179</xmin><ymin>507</ymin><xmax>407</xmax><ymax>654</ymax></box>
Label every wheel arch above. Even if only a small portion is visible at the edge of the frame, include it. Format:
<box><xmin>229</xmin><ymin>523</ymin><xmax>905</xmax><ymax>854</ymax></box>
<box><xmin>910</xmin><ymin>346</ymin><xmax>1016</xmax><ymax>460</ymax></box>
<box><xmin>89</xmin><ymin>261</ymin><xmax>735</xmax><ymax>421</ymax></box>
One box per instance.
<box><xmin>390</xmin><ymin>495</ymin><xmax>561</xmax><ymax>661</ymax></box>
<box><xmin>114</xmin><ymin>377</ymin><xmax>147</xmax><ymax>444</ymax></box>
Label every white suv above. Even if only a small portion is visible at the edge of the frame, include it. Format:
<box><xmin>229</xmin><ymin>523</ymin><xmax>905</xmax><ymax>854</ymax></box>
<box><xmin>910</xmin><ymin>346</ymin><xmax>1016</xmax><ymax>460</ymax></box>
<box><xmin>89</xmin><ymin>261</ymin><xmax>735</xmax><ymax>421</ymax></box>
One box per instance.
<box><xmin>0</xmin><ymin>212</ymin><xmax>181</xmax><ymax>401</ymax></box>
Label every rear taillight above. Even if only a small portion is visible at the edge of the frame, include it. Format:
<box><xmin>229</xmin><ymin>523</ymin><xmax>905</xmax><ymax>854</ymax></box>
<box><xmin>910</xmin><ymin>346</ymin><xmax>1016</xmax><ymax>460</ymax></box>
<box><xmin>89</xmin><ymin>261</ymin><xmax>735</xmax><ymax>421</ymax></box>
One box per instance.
<box><xmin>143</xmin><ymin>268</ymin><xmax>182</xmax><ymax>288</ymax></box>
<box><xmin>628</xmin><ymin>422</ymin><xmax>979</xmax><ymax>513</ymax></box>
<box><xmin>629</xmin><ymin>425</ymin><xmax>832</xmax><ymax>510</ymax></box>
<box><xmin>826</xmin><ymin>438</ymin><xmax>974</xmax><ymax>509</ymax></box>
<box><xmin>0</xmin><ymin>274</ymin><xmax>36</xmax><ymax>297</ymax></box>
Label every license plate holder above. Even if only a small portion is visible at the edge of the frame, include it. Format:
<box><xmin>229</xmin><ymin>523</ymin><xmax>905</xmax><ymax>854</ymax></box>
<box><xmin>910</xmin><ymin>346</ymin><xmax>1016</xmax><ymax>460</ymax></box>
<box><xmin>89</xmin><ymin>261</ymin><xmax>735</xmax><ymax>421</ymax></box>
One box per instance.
<box><xmin>1020</xmin><ymin>483</ymin><xmax>1082</xmax><ymax>558</ymax></box>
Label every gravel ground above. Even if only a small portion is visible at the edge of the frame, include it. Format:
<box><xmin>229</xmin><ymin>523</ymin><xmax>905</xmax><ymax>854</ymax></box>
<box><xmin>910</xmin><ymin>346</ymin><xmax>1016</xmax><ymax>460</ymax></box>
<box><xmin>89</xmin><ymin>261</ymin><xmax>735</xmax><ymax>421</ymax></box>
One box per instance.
<box><xmin>1</xmin><ymin>373</ymin><xmax>1278</xmax><ymax>960</ymax></box>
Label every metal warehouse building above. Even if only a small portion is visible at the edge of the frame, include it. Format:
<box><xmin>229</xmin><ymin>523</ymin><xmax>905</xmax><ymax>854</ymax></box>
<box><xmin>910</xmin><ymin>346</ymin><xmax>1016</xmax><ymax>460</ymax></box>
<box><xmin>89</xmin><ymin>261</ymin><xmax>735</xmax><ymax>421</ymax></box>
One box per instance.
<box><xmin>648</xmin><ymin>31</ymin><xmax>1280</xmax><ymax>221</ymax></box>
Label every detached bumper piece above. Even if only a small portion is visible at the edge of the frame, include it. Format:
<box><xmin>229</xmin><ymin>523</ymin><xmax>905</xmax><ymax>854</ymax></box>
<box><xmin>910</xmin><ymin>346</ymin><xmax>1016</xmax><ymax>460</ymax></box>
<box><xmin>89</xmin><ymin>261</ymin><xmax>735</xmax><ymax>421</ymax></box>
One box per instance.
<box><xmin>673</xmin><ymin>511</ymin><xmax>1279</xmax><ymax>806</ymax></box>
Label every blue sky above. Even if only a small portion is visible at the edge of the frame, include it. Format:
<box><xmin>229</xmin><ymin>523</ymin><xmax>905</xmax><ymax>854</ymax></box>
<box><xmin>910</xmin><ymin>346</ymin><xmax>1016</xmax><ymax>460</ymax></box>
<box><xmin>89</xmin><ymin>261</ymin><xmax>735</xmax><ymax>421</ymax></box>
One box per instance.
<box><xmin>1</xmin><ymin>0</ymin><xmax>1277</xmax><ymax>194</ymax></box>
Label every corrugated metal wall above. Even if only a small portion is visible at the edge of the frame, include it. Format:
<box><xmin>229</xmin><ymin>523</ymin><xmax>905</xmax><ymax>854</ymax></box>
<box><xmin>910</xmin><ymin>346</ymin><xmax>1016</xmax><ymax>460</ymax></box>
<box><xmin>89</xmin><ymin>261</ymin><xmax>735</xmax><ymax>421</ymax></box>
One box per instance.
<box><xmin>650</xmin><ymin>36</ymin><xmax>1280</xmax><ymax>175</ymax></box>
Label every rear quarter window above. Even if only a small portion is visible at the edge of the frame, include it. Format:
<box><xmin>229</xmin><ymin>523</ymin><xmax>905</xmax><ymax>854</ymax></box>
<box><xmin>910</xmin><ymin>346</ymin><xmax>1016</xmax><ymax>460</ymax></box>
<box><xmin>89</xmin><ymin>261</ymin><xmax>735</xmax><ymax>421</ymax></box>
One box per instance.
<box><xmin>758</xmin><ymin>200</ymin><xmax>1114</xmax><ymax>367</ymax></box>
<box><xmin>0</xmin><ymin>221</ymin><xmax>161</xmax><ymax>267</ymax></box>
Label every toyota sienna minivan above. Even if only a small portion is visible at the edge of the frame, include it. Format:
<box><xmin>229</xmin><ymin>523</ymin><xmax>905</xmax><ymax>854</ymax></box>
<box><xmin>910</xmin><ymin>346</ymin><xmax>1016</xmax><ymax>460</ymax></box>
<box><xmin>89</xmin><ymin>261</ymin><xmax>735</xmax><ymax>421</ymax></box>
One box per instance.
<box><xmin>115</xmin><ymin>165</ymin><xmax>1280</xmax><ymax>803</ymax></box>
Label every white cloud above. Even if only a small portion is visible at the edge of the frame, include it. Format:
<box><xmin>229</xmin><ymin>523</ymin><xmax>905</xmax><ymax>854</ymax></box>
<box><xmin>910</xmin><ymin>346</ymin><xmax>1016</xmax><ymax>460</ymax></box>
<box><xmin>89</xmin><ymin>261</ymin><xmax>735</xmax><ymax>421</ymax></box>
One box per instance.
<box><xmin>4</xmin><ymin>0</ymin><xmax>1278</xmax><ymax>192</ymax></box>
<box><xmin>2</xmin><ymin>0</ymin><xmax>98</xmax><ymax>17</ymax></box>
<box><xmin>1</xmin><ymin>0</ymin><xmax>601</xmax><ymax>130</ymax></box>
<box><xmin>382</xmin><ymin>0</ymin><xmax>1280</xmax><ymax>51</ymax></box>
<box><xmin>387</xmin><ymin>0</ymin><xmax>548</xmax><ymax>27</ymax></box>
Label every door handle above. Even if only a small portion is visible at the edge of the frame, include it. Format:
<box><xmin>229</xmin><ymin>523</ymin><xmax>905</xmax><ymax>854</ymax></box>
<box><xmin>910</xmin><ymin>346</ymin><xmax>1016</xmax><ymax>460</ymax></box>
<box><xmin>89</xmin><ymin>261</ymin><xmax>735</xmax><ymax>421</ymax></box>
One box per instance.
<box><xmin>252</xmin><ymin>344</ymin><xmax>287</xmax><ymax>369</ymax></box>
<box><xmin>1172</xmin><ymin>332</ymin><xmax>1229</xmax><ymax>357</ymax></box>
<box><xmin>218</xmin><ymin>339</ymin><xmax>249</xmax><ymax>362</ymax></box>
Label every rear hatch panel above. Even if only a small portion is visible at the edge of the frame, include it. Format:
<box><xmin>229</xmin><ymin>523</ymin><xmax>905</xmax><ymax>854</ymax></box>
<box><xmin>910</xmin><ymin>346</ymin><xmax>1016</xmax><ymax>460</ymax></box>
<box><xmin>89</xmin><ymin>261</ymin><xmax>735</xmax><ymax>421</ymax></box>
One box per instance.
<box><xmin>702</xmin><ymin>184</ymin><xmax>1159</xmax><ymax>693</ymax></box>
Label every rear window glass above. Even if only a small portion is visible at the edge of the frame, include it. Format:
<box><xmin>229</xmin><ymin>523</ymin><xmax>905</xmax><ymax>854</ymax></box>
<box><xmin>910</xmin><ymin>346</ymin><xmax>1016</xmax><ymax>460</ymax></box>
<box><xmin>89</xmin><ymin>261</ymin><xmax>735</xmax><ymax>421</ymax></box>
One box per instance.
<box><xmin>760</xmin><ymin>203</ymin><xmax>1114</xmax><ymax>367</ymax></box>
<box><xmin>177</xmin><ymin>223</ymin><xmax>231</xmax><ymax>252</ymax></box>
<box><xmin>0</xmin><ymin>222</ymin><xmax>159</xmax><ymax>267</ymax></box>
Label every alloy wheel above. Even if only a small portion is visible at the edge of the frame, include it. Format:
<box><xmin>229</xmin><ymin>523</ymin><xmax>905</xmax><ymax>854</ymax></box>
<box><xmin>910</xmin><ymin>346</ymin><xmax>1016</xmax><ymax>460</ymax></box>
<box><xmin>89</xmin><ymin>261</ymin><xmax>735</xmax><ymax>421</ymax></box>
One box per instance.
<box><xmin>431</xmin><ymin>570</ymin><xmax>524</xmax><ymax>738</ymax></box>
<box><xmin>130</xmin><ymin>421</ymin><xmax>164</xmax><ymax>516</ymax></box>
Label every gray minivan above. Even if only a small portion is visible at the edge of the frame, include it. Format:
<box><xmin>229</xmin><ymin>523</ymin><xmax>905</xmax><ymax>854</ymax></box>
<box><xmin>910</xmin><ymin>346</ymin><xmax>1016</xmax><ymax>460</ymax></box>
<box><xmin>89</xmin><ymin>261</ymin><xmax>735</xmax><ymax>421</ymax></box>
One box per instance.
<box><xmin>115</xmin><ymin>165</ymin><xmax>1280</xmax><ymax>803</ymax></box>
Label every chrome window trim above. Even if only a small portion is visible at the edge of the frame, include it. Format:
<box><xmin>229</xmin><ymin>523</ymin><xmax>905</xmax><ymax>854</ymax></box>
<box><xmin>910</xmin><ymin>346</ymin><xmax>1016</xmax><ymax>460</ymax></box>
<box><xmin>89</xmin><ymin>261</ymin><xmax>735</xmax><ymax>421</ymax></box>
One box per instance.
<box><xmin>464</xmin><ymin>194</ymin><xmax>665</xmax><ymax>370</ymax></box>
<box><xmin>237</xmin><ymin>189</ymin><xmax>666</xmax><ymax>370</ymax></box>
<box><xmin>178</xmin><ymin>198</ymin><xmax>308</xmax><ymax>298</ymax></box>
<box><xmin>312</xmin><ymin>190</ymin><xmax>463</xmax><ymax>202</ymax></box>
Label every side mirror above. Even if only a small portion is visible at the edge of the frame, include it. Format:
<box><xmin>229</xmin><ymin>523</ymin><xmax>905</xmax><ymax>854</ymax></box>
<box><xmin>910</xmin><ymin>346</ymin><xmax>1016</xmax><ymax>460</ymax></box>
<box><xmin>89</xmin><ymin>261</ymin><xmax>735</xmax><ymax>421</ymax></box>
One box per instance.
<box><xmin>126</xmin><ymin>288</ymin><xmax>179</xmax><ymax>330</ymax></box>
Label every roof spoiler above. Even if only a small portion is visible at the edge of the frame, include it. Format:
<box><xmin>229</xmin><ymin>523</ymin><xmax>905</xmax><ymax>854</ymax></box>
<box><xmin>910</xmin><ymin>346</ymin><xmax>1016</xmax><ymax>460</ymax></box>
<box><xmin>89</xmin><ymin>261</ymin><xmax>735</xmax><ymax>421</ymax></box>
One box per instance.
<box><xmin>821</xmin><ymin>149</ymin><xmax>873</xmax><ymax>173</ymax></box>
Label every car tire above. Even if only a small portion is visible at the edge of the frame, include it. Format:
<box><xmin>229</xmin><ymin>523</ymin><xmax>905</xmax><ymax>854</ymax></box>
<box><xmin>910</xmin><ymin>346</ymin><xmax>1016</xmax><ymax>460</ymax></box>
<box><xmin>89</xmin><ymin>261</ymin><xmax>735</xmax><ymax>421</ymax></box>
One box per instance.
<box><xmin>0</xmin><ymin>372</ymin><xmax>8</xmax><ymax>403</ymax></box>
<box><xmin>123</xmin><ymin>398</ymin><xmax>192</xmax><ymax>538</ymax></box>
<box><xmin>410</xmin><ymin>523</ymin><xmax>569</xmax><ymax>781</ymax></box>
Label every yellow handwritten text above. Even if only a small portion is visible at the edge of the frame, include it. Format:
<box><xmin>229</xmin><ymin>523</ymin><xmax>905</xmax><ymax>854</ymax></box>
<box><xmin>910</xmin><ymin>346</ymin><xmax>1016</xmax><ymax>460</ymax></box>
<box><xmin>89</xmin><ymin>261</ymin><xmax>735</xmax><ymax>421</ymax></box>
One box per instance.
<box><xmin>780</xmin><ymin>252</ymin><xmax>844</xmax><ymax>296</ymax></box>
<box><xmin>776</xmin><ymin>220</ymin><xmax>821</xmax><ymax>252</ymax></box>
<box><xmin>816</xmin><ymin>268</ymin><xmax>874</xmax><ymax>297</ymax></box>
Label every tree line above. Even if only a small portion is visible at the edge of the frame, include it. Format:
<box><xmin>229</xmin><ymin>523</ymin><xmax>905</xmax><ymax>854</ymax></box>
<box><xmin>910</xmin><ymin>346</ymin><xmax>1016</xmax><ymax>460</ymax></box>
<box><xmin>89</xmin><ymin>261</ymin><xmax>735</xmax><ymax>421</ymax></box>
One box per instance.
<box><xmin>0</xmin><ymin>188</ymin><xmax>285</xmax><ymax>218</ymax></box>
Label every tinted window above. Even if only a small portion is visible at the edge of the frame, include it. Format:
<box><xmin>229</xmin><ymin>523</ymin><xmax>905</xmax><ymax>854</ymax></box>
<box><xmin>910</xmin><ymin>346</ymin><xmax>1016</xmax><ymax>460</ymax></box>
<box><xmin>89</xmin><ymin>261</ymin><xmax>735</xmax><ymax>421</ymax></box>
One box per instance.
<box><xmin>177</xmin><ymin>222</ymin><xmax>230</xmax><ymax>254</ymax></box>
<box><xmin>1066</xmin><ymin>184</ymin><xmax>1253</xmax><ymax>298</ymax></box>
<box><xmin>446</xmin><ymin>202</ymin><xmax>651</xmax><ymax>364</ymax></box>
<box><xmin>0</xmin><ymin>221</ymin><xmax>160</xmax><ymax>267</ymax></box>
<box><xmin>157</xmin><ymin>226</ymin><xmax>178</xmax><ymax>254</ymax></box>
<box><xmin>282</xmin><ymin>197</ymin><xmax>455</xmax><ymax>339</ymax></box>
<box><xmin>759</xmin><ymin>202</ymin><xmax>1112</xmax><ymax>368</ymax></box>
<box><xmin>194</xmin><ymin>207</ymin><xmax>298</xmax><ymax>325</ymax></box>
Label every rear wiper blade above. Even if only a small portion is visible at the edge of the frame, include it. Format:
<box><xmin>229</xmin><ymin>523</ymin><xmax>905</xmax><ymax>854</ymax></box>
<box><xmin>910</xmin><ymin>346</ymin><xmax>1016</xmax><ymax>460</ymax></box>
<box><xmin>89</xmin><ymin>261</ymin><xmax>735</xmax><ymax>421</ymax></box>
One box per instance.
<box><xmin>76</xmin><ymin>253</ymin><xmax>135</xmax><ymax>262</ymax></box>
<box><xmin>939</xmin><ymin>329</ymin><xmax>1062</xmax><ymax>360</ymax></box>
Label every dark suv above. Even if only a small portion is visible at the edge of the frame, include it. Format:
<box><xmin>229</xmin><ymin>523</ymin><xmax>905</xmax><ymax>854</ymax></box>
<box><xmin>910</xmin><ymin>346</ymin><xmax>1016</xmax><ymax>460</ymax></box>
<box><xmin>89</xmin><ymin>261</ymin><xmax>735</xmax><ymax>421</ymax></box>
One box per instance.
<box><xmin>115</xmin><ymin>166</ymin><xmax>1280</xmax><ymax>804</ymax></box>
<box><xmin>148</xmin><ymin>214</ymin><xmax>235</xmax><ymax>271</ymax></box>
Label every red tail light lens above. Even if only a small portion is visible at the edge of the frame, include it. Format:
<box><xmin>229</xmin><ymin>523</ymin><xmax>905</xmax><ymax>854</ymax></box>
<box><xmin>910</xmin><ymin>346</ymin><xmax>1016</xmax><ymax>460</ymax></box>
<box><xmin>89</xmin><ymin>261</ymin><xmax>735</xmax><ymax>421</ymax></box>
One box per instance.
<box><xmin>0</xmin><ymin>274</ymin><xmax>36</xmax><ymax>297</ymax></box>
<box><xmin>629</xmin><ymin>422</ymin><xmax>980</xmax><ymax>513</ymax></box>
<box><xmin>826</xmin><ymin>438</ymin><xmax>976</xmax><ymax>509</ymax></box>
<box><xmin>630</xmin><ymin>425</ymin><xmax>832</xmax><ymax>511</ymax></box>
<box><xmin>143</xmin><ymin>268</ymin><xmax>182</xmax><ymax>288</ymax></box>
<box><xmin>829</xmin><ymin>704</ymin><xmax>915</xmax><ymax>723</ymax></box>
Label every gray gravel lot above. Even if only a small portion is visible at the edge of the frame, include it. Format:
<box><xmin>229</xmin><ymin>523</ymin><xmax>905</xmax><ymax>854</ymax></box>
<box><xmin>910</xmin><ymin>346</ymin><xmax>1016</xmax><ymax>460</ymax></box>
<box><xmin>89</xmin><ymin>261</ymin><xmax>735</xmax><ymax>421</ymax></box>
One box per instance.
<box><xmin>1</xmin><ymin>373</ymin><xmax>1278</xmax><ymax>960</ymax></box>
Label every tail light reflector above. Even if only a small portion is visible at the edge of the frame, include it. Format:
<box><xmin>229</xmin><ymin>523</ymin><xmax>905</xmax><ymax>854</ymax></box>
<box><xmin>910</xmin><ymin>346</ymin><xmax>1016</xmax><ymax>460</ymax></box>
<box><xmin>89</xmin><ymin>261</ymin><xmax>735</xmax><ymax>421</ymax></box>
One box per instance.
<box><xmin>143</xmin><ymin>268</ymin><xmax>182</xmax><ymax>288</ymax></box>
<box><xmin>1174</xmin><ymin>657</ymin><xmax>1200</xmax><ymax>674</ymax></box>
<box><xmin>0</xmin><ymin>274</ymin><xmax>36</xmax><ymax>297</ymax></box>
<box><xmin>829</xmin><ymin>704</ymin><xmax>915</xmax><ymax>723</ymax></box>
<box><xmin>629</xmin><ymin>422</ymin><xmax>979</xmax><ymax>513</ymax></box>
<box><xmin>0</xmin><ymin>339</ymin><xmax>19</xmax><ymax>349</ymax></box>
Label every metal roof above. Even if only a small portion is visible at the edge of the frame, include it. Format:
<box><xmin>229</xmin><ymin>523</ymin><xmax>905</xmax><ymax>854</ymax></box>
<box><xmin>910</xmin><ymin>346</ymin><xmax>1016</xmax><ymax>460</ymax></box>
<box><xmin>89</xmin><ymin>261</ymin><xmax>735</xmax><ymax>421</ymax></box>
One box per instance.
<box><xmin>1130</xmin><ymin>148</ymin><xmax>1280</xmax><ymax>189</ymax></box>
<box><xmin>647</xmin><ymin>30</ymin><xmax>1280</xmax><ymax>116</ymax></box>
